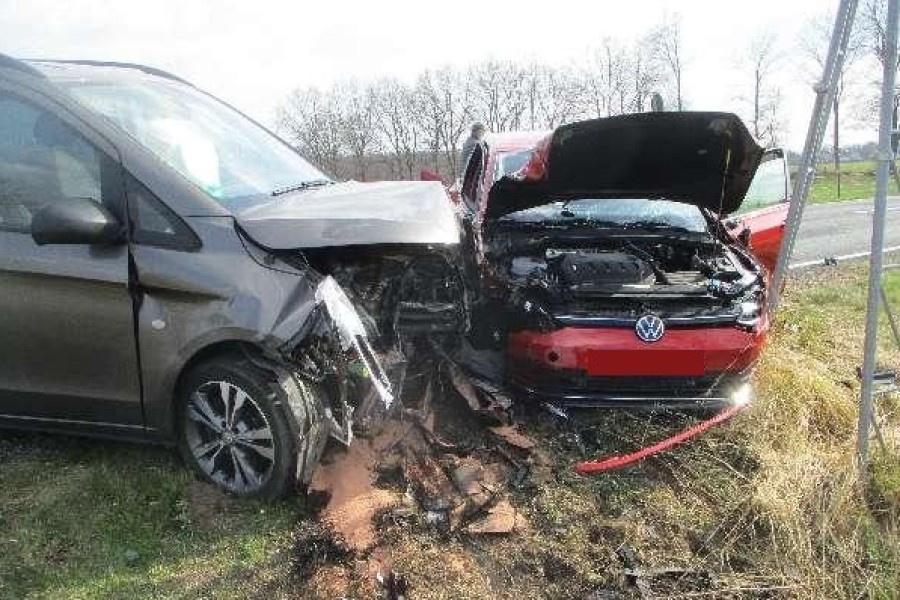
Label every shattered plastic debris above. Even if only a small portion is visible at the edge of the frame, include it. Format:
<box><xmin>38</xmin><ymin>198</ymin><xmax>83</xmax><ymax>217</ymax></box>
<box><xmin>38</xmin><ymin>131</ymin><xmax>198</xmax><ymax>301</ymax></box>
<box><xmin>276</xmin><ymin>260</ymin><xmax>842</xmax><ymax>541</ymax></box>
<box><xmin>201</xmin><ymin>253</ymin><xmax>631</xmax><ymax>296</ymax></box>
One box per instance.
<box><xmin>489</xmin><ymin>424</ymin><xmax>537</xmax><ymax>450</ymax></box>
<box><xmin>445</xmin><ymin>361</ymin><xmax>511</xmax><ymax>422</ymax></box>
<box><xmin>464</xmin><ymin>500</ymin><xmax>524</xmax><ymax>535</ymax></box>
<box><xmin>315</xmin><ymin>276</ymin><xmax>394</xmax><ymax>408</ymax></box>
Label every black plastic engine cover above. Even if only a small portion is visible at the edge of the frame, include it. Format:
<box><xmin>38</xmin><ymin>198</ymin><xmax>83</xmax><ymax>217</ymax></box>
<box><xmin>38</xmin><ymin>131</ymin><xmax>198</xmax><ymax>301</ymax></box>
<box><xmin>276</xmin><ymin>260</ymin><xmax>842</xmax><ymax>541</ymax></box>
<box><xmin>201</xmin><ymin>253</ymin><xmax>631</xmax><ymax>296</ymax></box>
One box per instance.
<box><xmin>555</xmin><ymin>251</ymin><xmax>654</xmax><ymax>286</ymax></box>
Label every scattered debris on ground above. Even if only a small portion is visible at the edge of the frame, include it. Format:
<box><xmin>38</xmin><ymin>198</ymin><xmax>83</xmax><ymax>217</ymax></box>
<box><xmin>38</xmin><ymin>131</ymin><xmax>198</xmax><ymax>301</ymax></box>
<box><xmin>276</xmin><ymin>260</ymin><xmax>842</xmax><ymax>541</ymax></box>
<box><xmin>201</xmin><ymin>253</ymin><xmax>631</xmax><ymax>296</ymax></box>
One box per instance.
<box><xmin>290</xmin><ymin>353</ymin><xmax>780</xmax><ymax>598</ymax></box>
<box><xmin>291</xmin><ymin>520</ymin><xmax>353</xmax><ymax>581</ymax></box>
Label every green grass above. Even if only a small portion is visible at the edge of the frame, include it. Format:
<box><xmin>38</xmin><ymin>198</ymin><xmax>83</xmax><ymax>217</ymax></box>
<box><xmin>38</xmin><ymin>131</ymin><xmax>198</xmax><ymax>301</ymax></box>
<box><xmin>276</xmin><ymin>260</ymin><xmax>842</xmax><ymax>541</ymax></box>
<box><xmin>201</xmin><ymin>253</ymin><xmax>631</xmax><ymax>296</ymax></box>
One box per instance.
<box><xmin>0</xmin><ymin>437</ymin><xmax>299</xmax><ymax>599</ymax></box>
<box><xmin>807</xmin><ymin>160</ymin><xmax>879</xmax><ymax>204</ymax></box>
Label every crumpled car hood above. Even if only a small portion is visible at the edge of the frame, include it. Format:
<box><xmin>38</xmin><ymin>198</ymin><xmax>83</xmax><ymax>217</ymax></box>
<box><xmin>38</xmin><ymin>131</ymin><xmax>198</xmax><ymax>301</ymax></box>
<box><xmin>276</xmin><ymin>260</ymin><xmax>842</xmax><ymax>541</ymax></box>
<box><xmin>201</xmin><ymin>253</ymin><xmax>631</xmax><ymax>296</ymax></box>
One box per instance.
<box><xmin>237</xmin><ymin>180</ymin><xmax>459</xmax><ymax>249</ymax></box>
<box><xmin>486</xmin><ymin>112</ymin><xmax>763</xmax><ymax>219</ymax></box>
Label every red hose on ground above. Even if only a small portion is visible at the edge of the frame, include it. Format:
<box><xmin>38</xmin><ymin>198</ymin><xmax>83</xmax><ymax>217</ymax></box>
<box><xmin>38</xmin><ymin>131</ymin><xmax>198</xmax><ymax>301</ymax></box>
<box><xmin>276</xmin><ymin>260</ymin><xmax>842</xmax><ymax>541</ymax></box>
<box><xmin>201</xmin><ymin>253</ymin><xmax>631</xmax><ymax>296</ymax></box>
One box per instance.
<box><xmin>574</xmin><ymin>402</ymin><xmax>749</xmax><ymax>474</ymax></box>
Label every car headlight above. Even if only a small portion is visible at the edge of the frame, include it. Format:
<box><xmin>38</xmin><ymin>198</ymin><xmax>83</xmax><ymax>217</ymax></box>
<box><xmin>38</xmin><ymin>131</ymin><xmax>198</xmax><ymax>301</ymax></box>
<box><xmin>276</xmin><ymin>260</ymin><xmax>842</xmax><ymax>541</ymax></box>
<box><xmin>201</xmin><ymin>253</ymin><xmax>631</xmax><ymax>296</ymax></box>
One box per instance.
<box><xmin>736</xmin><ymin>300</ymin><xmax>761</xmax><ymax>327</ymax></box>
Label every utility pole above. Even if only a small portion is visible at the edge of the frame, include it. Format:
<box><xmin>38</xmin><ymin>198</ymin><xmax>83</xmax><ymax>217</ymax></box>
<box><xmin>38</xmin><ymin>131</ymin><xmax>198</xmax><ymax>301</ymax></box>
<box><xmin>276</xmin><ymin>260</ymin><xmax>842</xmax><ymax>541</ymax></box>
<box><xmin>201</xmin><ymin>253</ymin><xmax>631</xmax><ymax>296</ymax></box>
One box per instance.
<box><xmin>857</xmin><ymin>0</ymin><xmax>899</xmax><ymax>475</ymax></box>
<box><xmin>766</xmin><ymin>0</ymin><xmax>900</xmax><ymax>479</ymax></box>
<box><xmin>769</xmin><ymin>0</ymin><xmax>860</xmax><ymax>310</ymax></box>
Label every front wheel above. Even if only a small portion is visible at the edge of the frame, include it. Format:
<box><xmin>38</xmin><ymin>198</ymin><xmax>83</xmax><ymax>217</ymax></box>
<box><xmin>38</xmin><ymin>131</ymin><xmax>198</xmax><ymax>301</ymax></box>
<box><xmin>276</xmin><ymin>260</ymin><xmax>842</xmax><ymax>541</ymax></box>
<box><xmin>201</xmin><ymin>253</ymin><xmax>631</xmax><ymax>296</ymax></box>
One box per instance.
<box><xmin>176</xmin><ymin>356</ymin><xmax>297</xmax><ymax>499</ymax></box>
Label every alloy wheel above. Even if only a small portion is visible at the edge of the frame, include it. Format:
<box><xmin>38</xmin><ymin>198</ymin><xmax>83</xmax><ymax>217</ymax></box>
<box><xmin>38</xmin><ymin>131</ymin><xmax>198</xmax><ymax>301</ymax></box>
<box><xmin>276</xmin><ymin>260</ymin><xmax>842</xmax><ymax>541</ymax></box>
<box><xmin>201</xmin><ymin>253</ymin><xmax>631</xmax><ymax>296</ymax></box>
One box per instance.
<box><xmin>183</xmin><ymin>380</ymin><xmax>276</xmax><ymax>494</ymax></box>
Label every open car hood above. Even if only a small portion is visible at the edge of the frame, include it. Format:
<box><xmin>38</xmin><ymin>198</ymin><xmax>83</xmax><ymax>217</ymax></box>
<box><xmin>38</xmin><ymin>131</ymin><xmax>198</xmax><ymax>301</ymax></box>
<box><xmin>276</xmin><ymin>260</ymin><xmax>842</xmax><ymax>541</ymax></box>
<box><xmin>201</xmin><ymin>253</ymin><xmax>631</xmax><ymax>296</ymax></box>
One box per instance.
<box><xmin>236</xmin><ymin>180</ymin><xmax>459</xmax><ymax>250</ymax></box>
<box><xmin>486</xmin><ymin>112</ymin><xmax>764</xmax><ymax>219</ymax></box>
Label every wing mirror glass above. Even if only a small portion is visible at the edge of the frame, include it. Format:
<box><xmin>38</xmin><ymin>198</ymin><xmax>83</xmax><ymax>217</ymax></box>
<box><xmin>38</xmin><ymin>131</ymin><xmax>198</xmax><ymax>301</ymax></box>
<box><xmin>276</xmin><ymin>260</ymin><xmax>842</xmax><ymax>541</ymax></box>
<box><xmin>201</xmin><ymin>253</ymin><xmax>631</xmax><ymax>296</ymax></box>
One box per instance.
<box><xmin>31</xmin><ymin>198</ymin><xmax>124</xmax><ymax>246</ymax></box>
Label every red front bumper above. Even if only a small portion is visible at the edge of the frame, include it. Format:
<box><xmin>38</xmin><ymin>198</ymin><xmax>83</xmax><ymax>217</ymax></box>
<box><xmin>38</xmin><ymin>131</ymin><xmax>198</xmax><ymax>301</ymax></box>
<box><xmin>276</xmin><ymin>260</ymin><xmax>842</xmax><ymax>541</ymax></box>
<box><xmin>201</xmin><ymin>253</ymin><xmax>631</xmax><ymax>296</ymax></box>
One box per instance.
<box><xmin>507</xmin><ymin>322</ymin><xmax>767</xmax><ymax>406</ymax></box>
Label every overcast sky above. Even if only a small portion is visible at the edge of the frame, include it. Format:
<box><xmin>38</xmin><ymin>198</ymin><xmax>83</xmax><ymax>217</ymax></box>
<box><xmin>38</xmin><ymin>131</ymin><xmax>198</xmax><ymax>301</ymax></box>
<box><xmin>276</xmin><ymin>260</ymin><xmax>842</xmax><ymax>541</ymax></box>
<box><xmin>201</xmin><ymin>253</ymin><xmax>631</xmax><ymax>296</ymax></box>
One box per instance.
<box><xmin>0</xmin><ymin>0</ymin><xmax>879</xmax><ymax>150</ymax></box>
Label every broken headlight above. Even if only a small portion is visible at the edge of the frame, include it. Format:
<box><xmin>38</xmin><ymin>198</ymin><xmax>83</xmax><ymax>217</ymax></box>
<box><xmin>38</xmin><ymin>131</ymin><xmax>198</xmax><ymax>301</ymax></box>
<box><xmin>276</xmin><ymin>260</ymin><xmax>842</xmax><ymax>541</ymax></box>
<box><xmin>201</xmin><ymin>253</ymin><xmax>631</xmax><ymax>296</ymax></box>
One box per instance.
<box><xmin>315</xmin><ymin>276</ymin><xmax>394</xmax><ymax>409</ymax></box>
<box><xmin>736</xmin><ymin>300</ymin><xmax>761</xmax><ymax>328</ymax></box>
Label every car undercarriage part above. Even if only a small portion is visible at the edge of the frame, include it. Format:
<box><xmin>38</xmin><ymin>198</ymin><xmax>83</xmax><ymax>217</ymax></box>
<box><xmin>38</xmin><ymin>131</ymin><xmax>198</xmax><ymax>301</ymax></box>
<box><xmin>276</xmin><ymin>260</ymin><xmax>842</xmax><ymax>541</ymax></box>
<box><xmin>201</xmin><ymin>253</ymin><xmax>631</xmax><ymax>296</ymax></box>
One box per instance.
<box><xmin>263</xmin><ymin>359</ymin><xmax>331</xmax><ymax>485</ymax></box>
<box><xmin>275</xmin><ymin>275</ymin><xmax>396</xmax><ymax>456</ymax></box>
<box><xmin>574</xmin><ymin>385</ymin><xmax>751</xmax><ymax>474</ymax></box>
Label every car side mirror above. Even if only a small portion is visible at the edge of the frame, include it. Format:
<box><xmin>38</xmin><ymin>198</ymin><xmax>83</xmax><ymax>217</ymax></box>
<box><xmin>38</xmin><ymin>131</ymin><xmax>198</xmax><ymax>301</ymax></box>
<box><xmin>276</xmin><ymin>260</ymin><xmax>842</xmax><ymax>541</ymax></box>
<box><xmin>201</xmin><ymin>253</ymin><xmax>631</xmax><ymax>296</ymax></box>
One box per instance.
<box><xmin>31</xmin><ymin>198</ymin><xmax>124</xmax><ymax>246</ymax></box>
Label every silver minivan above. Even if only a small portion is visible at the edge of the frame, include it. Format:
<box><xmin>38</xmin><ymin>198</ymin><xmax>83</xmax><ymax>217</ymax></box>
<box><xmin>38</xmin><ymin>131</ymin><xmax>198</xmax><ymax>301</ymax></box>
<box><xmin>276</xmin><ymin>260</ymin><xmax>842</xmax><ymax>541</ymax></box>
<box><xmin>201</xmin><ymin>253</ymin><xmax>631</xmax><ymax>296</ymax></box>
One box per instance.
<box><xmin>0</xmin><ymin>55</ymin><xmax>459</xmax><ymax>498</ymax></box>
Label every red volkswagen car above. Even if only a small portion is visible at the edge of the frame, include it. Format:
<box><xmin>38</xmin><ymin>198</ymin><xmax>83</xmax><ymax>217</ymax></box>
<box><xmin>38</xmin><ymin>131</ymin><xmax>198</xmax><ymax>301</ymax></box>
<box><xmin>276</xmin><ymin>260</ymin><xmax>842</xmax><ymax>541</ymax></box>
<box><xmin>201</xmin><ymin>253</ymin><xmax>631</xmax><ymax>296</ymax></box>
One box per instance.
<box><xmin>455</xmin><ymin>113</ymin><xmax>789</xmax><ymax>408</ymax></box>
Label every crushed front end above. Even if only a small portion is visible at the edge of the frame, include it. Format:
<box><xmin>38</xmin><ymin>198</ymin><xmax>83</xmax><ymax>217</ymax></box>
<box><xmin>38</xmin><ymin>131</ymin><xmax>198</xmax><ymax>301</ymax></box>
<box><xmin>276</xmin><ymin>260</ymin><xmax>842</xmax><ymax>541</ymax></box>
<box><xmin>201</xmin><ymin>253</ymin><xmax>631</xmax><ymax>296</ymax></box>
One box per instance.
<box><xmin>478</xmin><ymin>112</ymin><xmax>768</xmax><ymax>409</ymax></box>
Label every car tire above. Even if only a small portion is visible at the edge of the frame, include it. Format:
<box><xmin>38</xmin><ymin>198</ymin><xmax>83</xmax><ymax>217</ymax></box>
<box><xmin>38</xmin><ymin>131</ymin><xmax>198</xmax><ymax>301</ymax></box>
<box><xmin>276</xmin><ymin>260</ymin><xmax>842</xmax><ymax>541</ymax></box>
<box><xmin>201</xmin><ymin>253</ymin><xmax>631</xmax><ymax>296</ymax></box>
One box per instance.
<box><xmin>176</xmin><ymin>355</ymin><xmax>297</xmax><ymax>499</ymax></box>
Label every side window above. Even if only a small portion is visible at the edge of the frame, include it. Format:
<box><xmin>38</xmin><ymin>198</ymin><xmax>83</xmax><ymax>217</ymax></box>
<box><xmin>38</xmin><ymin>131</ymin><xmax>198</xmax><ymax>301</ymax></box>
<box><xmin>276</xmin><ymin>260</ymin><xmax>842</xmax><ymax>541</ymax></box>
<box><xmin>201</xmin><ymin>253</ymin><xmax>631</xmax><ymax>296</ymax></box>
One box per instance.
<box><xmin>461</xmin><ymin>144</ymin><xmax>485</xmax><ymax>212</ymax></box>
<box><xmin>126</xmin><ymin>175</ymin><xmax>200</xmax><ymax>250</ymax></box>
<box><xmin>0</xmin><ymin>93</ymin><xmax>110</xmax><ymax>233</ymax></box>
<box><xmin>736</xmin><ymin>150</ymin><xmax>790</xmax><ymax>215</ymax></box>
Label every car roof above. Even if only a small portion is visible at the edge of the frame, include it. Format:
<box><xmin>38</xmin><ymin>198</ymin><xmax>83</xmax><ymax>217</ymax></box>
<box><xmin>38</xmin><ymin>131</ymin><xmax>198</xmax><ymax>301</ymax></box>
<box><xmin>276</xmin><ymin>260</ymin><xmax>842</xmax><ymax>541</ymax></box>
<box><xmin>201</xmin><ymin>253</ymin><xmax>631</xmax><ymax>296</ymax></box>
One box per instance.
<box><xmin>23</xmin><ymin>59</ymin><xmax>189</xmax><ymax>85</ymax></box>
<box><xmin>0</xmin><ymin>54</ymin><xmax>188</xmax><ymax>87</ymax></box>
<box><xmin>484</xmin><ymin>130</ymin><xmax>550</xmax><ymax>153</ymax></box>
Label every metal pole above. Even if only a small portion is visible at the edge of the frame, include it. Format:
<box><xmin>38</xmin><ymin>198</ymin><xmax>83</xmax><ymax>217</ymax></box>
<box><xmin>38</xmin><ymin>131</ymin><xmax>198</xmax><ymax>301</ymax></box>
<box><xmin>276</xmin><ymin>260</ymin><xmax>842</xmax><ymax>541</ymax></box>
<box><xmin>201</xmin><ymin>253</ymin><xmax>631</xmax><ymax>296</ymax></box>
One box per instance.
<box><xmin>857</xmin><ymin>0</ymin><xmax>899</xmax><ymax>475</ymax></box>
<box><xmin>769</xmin><ymin>0</ymin><xmax>859</xmax><ymax>310</ymax></box>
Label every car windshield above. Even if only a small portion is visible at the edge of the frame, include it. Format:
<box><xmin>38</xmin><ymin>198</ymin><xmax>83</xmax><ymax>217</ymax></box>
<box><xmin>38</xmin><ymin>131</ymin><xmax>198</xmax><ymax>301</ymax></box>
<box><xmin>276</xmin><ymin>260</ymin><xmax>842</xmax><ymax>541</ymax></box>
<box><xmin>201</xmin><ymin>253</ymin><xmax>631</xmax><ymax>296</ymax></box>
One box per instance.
<box><xmin>737</xmin><ymin>152</ymin><xmax>788</xmax><ymax>213</ymax></box>
<box><xmin>493</xmin><ymin>149</ymin><xmax>532</xmax><ymax>182</ymax></box>
<box><xmin>63</xmin><ymin>77</ymin><xmax>327</xmax><ymax>210</ymax></box>
<box><xmin>498</xmin><ymin>198</ymin><xmax>710</xmax><ymax>232</ymax></box>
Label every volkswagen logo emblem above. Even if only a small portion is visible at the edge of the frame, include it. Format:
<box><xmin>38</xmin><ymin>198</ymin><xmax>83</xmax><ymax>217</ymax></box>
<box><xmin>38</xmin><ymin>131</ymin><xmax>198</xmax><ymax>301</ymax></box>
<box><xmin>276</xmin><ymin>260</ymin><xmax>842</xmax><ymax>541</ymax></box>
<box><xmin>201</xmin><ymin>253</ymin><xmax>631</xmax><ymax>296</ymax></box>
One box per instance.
<box><xmin>635</xmin><ymin>314</ymin><xmax>665</xmax><ymax>343</ymax></box>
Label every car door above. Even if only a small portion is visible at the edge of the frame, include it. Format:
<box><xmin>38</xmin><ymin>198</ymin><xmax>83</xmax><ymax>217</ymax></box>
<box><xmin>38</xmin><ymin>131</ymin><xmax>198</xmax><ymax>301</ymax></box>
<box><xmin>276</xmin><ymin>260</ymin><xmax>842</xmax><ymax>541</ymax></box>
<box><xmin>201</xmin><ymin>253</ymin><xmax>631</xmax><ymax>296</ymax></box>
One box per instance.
<box><xmin>729</xmin><ymin>148</ymin><xmax>791</xmax><ymax>274</ymax></box>
<box><xmin>0</xmin><ymin>84</ymin><xmax>142</xmax><ymax>428</ymax></box>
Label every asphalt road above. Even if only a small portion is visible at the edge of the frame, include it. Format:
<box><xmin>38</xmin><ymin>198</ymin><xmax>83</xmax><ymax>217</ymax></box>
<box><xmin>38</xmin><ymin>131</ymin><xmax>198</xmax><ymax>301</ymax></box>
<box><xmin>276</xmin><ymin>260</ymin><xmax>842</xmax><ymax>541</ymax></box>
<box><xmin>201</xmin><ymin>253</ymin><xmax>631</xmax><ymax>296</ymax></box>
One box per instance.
<box><xmin>789</xmin><ymin>196</ymin><xmax>900</xmax><ymax>268</ymax></box>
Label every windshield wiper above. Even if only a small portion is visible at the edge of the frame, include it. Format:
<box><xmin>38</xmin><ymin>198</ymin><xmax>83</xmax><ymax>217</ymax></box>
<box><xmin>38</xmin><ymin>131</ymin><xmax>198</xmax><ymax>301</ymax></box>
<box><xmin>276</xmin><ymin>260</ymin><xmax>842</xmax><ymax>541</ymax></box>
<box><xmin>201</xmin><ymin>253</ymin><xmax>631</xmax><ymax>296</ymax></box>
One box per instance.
<box><xmin>271</xmin><ymin>179</ymin><xmax>333</xmax><ymax>197</ymax></box>
<box><xmin>622</xmin><ymin>220</ymin><xmax>692</xmax><ymax>232</ymax></box>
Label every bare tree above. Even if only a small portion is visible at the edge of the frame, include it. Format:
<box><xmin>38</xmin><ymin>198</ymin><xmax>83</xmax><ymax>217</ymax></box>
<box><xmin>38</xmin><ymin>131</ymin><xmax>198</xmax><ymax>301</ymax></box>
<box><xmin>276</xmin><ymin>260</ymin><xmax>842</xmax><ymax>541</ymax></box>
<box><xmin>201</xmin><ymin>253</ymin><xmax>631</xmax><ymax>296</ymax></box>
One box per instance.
<box><xmin>336</xmin><ymin>82</ymin><xmax>380</xmax><ymax>180</ymax></box>
<box><xmin>858</xmin><ymin>0</ymin><xmax>898</xmax><ymax>128</ymax></box>
<box><xmin>799</xmin><ymin>12</ymin><xmax>866</xmax><ymax>197</ymax></box>
<box><xmin>412</xmin><ymin>71</ymin><xmax>445</xmax><ymax>174</ymax></box>
<box><xmin>372</xmin><ymin>78</ymin><xmax>420</xmax><ymax>180</ymax></box>
<box><xmin>861</xmin><ymin>0</ymin><xmax>899</xmax><ymax>69</ymax></box>
<box><xmin>277</xmin><ymin>27</ymin><xmax>703</xmax><ymax>183</ymax></box>
<box><xmin>468</xmin><ymin>60</ymin><xmax>529</xmax><ymax>132</ymax></box>
<box><xmin>523</xmin><ymin>63</ymin><xmax>582</xmax><ymax>130</ymax></box>
<box><xmin>740</xmin><ymin>32</ymin><xmax>782</xmax><ymax>144</ymax></box>
<box><xmin>581</xmin><ymin>38</ymin><xmax>629</xmax><ymax>118</ymax></box>
<box><xmin>650</xmin><ymin>14</ymin><xmax>687</xmax><ymax>110</ymax></box>
<box><xmin>425</xmin><ymin>67</ymin><xmax>473</xmax><ymax>179</ymax></box>
<box><xmin>628</xmin><ymin>36</ymin><xmax>662</xmax><ymax>113</ymax></box>
<box><xmin>277</xmin><ymin>87</ymin><xmax>345</xmax><ymax>178</ymax></box>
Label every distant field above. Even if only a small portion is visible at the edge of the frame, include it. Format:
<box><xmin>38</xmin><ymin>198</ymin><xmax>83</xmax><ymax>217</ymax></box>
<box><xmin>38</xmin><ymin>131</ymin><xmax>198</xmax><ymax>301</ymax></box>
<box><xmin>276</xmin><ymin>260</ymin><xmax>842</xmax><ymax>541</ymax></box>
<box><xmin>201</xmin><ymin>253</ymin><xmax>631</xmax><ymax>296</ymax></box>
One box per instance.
<box><xmin>806</xmin><ymin>160</ymin><xmax>878</xmax><ymax>204</ymax></box>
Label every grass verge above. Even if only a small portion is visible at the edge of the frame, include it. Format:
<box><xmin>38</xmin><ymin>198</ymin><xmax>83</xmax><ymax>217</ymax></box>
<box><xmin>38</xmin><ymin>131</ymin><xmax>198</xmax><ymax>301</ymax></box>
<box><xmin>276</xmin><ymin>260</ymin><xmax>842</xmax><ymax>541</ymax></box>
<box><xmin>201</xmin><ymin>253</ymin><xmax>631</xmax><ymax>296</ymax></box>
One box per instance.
<box><xmin>807</xmin><ymin>160</ymin><xmax>878</xmax><ymax>204</ymax></box>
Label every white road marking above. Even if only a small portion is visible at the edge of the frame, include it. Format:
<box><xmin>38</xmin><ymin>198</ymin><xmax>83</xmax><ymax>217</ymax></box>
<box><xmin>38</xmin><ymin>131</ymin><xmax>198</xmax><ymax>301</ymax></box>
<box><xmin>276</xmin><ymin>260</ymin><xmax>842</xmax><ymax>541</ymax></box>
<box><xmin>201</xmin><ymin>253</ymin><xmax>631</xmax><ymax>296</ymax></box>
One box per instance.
<box><xmin>851</xmin><ymin>206</ymin><xmax>900</xmax><ymax>215</ymax></box>
<box><xmin>789</xmin><ymin>245</ymin><xmax>900</xmax><ymax>270</ymax></box>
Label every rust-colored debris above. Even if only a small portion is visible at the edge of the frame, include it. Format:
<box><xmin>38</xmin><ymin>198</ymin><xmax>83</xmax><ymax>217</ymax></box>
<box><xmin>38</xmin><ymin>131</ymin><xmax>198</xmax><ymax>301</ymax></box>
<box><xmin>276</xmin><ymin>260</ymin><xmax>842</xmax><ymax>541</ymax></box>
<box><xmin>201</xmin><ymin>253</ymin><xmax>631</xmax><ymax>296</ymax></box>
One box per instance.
<box><xmin>306</xmin><ymin>358</ymin><xmax>540</xmax><ymax>588</ymax></box>
<box><xmin>402</xmin><ymin>453</ymin><xmax>458</xmax><ymax>512</ymax></box>
<box><xmin>489</xmin><ymin>424</ymin><xmax>538</xmax><ymax>450</ymax></box>
<box><xmin>309</xmin><ymin>436</ymin><xmax>400</xmax><ymax>552</ymax></box>
<box><xmin>464</xmin><ymin>499</ymin><xmax>526</xmax><ymax>534</ymax></box>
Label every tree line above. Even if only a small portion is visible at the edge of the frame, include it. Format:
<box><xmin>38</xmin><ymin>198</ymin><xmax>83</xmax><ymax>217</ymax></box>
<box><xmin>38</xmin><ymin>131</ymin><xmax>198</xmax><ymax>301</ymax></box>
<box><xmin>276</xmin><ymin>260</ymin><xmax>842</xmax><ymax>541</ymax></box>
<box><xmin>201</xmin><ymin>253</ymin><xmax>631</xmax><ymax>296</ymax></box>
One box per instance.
<box><xmin>276</xmin><ymin>2</ymin><xmax>888</xmax><ymax>187</ymax></box>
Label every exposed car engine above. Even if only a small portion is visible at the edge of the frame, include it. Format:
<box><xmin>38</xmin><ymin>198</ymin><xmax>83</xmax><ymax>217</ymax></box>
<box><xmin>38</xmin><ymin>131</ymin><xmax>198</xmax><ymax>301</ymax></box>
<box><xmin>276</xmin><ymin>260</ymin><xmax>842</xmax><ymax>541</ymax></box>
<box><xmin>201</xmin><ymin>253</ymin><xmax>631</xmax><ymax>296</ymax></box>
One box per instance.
<box><xmin>492</xmin><ymin>233</ymin><xmax>764</xmax><ymax>329</ymax></box>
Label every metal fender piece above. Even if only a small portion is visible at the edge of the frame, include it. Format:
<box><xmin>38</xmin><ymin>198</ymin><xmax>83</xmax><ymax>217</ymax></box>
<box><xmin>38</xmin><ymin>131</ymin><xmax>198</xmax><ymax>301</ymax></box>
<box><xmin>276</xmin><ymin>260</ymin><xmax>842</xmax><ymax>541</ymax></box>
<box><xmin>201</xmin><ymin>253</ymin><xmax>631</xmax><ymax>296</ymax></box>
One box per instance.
<box><xmin>315</xmin><ymin>276</ymin><xmax>394</xmax><ymax>410</ymax></box>
<box><xmin>574</xmin><ymin>400</ymin><xmax>749</xmax><ymax>474</ymax></box>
